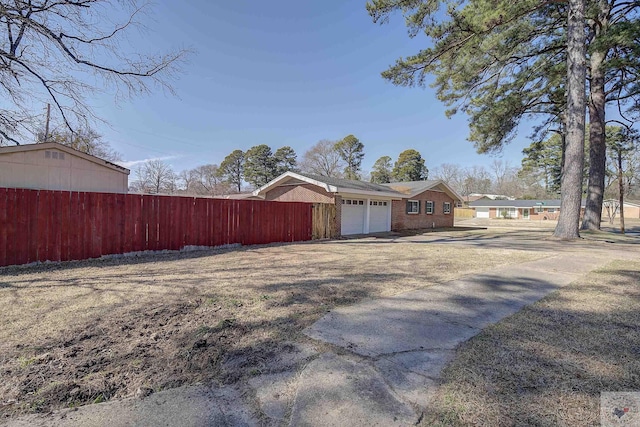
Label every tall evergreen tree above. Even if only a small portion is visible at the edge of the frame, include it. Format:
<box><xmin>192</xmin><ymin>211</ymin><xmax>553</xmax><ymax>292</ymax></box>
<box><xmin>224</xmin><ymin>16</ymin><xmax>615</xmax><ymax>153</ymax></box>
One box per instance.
<box><xmin>335</xmin><ymin>135</ymin><xmax>365</xmax><ymax>180</ymax></box>
<box><xmin>367</xmin><ymin>0</ymin><xmax>640</xmax><ymax>235</ymax></box>
<box><xmin>520</xmin><ymin>135</ymin><xmax>566</xmax><ymax>196</ymax></box>
<box><xmin>244</xmin><ymin>144</ymin><xmax>277</xmax><ymax>188</ymax></box>
<box><xmin>274</xmin><ymin>146</ymin><xmax>298</xmax><ymax>175</ymax></box>
<box><xmin>370</xmin><ymin>156</ymin><xmax>393</xmax><ymax>183</ymax></box>
<box><xmin>554</xmin><ymin>0</ymin><xmax>586</xmax><ymax>239</ymax></box>
<box><xmin>220</xmin><ymin>150</ymin><xmax>245</xmax><ymax>193</ymax></box>
<box><xmin>392</xmin><ymin>149</ymin><xmax>428</xmax><ymax>182</ymax></box>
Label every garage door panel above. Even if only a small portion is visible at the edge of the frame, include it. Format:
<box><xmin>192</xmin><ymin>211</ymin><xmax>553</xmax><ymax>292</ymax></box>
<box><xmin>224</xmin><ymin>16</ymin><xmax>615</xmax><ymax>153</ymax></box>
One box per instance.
<box><xmin>476</xmin><ymin>207</ymin><xmax>489</xmax><ymax>218</ymax></box>
<box><xmin>369</xmin><ymin>205</ymin><xmax>390</xmax><ymax>233</ymax></box>
<box><xmin>341</xmin><ymin>200</ymin><xmax>365</xmax><ymax>235</ymax></box>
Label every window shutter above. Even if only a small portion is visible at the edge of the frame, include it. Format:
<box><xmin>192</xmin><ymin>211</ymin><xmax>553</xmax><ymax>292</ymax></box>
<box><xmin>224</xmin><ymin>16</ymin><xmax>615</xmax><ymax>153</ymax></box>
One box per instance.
<box><xmin>406</xmin><ymin>200</ymin><xmax>411</xmax><ymax>214</ymax></box>
<box><xmin>417</xmin><ymin>201</ymin><xmax>421</xmax><ymax>214</ymax></box>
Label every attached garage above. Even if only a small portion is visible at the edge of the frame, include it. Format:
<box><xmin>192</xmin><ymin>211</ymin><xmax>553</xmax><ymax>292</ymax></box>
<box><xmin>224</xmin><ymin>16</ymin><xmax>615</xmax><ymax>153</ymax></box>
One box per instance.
<box><xmin>253</xmin><ymin>172</ymin><xmax>401</xmax><ymax>236</ymax></box>
<box><xmin>475</xmin><ymin>207</ymin><xmax>490</xmax><ymax>218</ymax></box>
<box><xmin>339</xmin><ymin>198</ymin><xmax>391</xmax><ymax>235</ymax></box>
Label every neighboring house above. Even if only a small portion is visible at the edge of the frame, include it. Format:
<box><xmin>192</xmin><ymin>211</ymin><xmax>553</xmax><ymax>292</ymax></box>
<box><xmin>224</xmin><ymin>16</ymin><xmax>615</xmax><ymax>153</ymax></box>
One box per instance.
<box><xmin>468</xmin><ymin>199</ymin><xmax>586</xmax><ymax>220</ymax></box>
<box><xmin>0</xmin><ymin>142</ymin><xmax>129</xmax><ymax>193</ymax></box>
<box><xmin>381</xmin><ymin>181</ymin><xmax>463</xmax><ymax>231</ymax></box>
<box><xmin>253</xmin><ymin>172</ymin><xmax>462</xmax><ymax>235</ymax></box>
<box><xmin>253</xmin><ymin>171</ymin><xmax>402</xmax><ymax>235</ymax></box>
<box><xmin>603</xmin><ymin>199</ymin><xmax>640</xmax><ymax>219</ymax></box>
<box><xmin>468</xmin><ymin>193</ymin><xmax>515</xmax><ymax>200</ymax></box>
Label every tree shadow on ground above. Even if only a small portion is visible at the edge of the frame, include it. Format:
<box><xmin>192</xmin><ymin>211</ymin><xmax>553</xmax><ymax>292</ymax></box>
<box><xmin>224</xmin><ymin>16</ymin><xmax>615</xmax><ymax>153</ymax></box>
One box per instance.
<box><xmin>421</xmin><ymin>261</ymin><xmax>640</xmax><ymax>426</ymax></box>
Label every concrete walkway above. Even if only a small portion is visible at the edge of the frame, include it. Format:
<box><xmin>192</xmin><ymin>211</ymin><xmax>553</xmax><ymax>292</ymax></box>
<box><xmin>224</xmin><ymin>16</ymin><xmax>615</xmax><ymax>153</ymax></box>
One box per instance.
<box><xmin>5</xmin><ymin>251</ymin><xmax>622</xmax><ymax>427</ymax></box>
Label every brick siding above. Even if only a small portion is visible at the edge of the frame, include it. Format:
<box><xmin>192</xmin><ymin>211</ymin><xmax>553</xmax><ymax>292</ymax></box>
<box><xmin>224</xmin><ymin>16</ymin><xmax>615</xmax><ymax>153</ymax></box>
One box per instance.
<box><xmin>391</xmin><ymin>190</ymin><xmax>454</xmax><ymax>231</ymax></box>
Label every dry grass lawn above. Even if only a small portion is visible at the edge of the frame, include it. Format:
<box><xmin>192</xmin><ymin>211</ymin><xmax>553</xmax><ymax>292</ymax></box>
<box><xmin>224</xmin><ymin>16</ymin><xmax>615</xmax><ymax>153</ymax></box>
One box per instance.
<box><xmin>422</xmin><ymin>259</ymin><xmax>640</xmax><ymax>426</ymax></box>
<box><xmin>0</xmin><ymin>239</ymin><xmax>541</xmax><ymax>417</ymax></box>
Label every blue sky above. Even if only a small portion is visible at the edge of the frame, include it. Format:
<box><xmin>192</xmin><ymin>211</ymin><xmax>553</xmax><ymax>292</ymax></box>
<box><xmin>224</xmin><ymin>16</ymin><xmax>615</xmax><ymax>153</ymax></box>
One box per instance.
<box><xmin>89</xmin><ymin>0</ymin><xmax>536</xmax><ymax>174</ymax></box>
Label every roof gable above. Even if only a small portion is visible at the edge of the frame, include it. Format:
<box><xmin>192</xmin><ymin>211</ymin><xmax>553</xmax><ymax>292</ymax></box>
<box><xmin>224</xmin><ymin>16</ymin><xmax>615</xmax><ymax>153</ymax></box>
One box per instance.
<box><xmin>382</xmin><ymin>180</ymin><xmax>463</xmax><ymax>202</ymax></box>
<box><xmin>253</xmin><ymin>172</ymin><xmax>404</xmax><ymax>198</ymax></box>
<box><xmin>0</xmin><ymin>142</ymin><xmax>130</xmax><ymax>175</ymax></box>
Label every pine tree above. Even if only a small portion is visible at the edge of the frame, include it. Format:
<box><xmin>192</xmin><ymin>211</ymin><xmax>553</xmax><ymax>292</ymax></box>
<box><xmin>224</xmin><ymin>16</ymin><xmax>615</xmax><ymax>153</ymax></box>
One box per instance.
<box><xmin>244</xmin><ymin>145</ymin><xmax>277</xmax><ymax>188</ymax></box>
<box><xmin>370</xmin><ymin>156</ymin><xmax>393</xmax><ymax>183</ymax></box>
<box><xmin>392</xmin><ymin>150</ymin><xmax>428</xmax><ymax>182</ymax></box>
<box><xmin>335</xmin><ymin>135</ymin><xmax>365</xmax><ymax>180</ymax></box>
<box><xmin>220</xmin><ymin>150</ymin><xmax>245</xmax><ymax>193</ymax></box>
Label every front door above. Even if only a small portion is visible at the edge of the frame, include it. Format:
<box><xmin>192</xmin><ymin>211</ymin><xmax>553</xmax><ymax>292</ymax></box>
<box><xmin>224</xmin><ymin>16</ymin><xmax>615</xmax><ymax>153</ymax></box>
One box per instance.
<box><xmin>523</xmin><ymin>208</ymin><xmax>530</xmax><ymax>219</ymax></box>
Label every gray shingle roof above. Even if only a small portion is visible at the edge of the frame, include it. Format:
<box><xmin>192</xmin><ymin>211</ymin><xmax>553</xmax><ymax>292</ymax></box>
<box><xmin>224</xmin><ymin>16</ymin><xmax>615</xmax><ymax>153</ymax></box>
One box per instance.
<box><xmin>381</xmin><ymin>180</ymin><xmax>439</xmax><ymax>196</ymax></box>
<box><xmin>294</xmin><ymin>172</ymin><xmax>402</xmax><ymax>194</ymax></box>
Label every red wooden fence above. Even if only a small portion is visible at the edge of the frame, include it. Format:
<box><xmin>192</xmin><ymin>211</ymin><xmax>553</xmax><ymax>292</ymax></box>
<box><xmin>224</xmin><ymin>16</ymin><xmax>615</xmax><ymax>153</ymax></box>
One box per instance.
<box><xmin>0</xmin><ymin>188</ymin><xmax>313</xmax><ymax>267</ymax></box>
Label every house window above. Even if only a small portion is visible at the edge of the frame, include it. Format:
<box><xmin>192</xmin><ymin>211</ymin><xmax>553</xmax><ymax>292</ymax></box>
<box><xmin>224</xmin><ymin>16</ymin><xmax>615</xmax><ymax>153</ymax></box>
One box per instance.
<box><xmin>498</xmin><ymin>207</ymin><xmax>516</xmax><ymax>218</ymax></box>
<box><xmin>443</xmin><ymin>202</ymin><xmax>451</xmax><ymax>214</ymax></box>
<box><xmin>383</xmin><ymin>202</ymin><xmax>387</xmax><ymax>206</ymax></box>
<box><xmin>346</xmin><ymin>200</ymin><xmax>352</xmax><ymax>205</ymax></box>
<box><xmin>536</xmin><ymin>205</ymin><xmax>544</xmax><ymax>213</ymax></box>
<box><xmin>547</xmin><ymin>208</ymin><xmax>556</xmax><ymax>213</ymax></box>
<box><xmin>406</xmin><ymin>200</ymin><xmax>420</xmax><ymax>214</ymax></box>
<box><xmin>358</xmin><ymin>200</ymin><xmax>364</xmax><ymax>205</ymax></box>
<box><xmin>425</xmin><ymin>201</ymin><xmax>434</xmax><ymax>214</ymax></box>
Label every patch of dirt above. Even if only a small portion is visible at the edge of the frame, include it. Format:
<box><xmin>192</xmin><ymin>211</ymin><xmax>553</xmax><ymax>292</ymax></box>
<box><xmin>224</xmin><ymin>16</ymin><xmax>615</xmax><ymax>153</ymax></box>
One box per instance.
<box><xmin>0</xmin><ymin>239</ymin><xmax>542</xmax><ymax>418</ymax></box>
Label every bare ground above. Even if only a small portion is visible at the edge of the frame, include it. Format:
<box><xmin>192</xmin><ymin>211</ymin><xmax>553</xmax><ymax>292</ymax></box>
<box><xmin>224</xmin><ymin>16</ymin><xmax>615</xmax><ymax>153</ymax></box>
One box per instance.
<box><xmin>422</xmin><ymin>259</ymin><xmax>640</xmax><ymax>426</ymax></box>
<box><xmin>0</xmin><ymin>238</ymin><xmax>542</xmax><ymax>418</ymax></box>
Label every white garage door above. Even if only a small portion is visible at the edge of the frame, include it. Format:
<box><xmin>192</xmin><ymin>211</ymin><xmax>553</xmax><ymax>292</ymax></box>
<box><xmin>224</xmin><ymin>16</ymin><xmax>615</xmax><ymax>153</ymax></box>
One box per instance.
<box><xmin>341</xmin><ymin>199</ymin><xmax>365</xmax><ymax>235</ymax></box>
<box><xmin>369</xmin><ymin>200</ymin><xmax>390</xmax><ymax>233</ymax></box>
<box><xmin>476</xmin><ymin>207</ymin><xmax>489</xmax><ymax>218</ymax></box>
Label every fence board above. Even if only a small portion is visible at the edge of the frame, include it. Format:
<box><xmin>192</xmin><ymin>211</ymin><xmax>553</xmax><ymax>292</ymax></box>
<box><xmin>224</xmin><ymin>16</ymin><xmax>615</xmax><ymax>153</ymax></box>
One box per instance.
<box><xmin>5</xmin><ymin>189</ymin><xmax>17</xmax><ymax>266</ymax></box>
<box><xmin>0</xmin><ymin>189</ymin><xmax>7</xmax><ymax>266</ymax></box>
<box><xmin>37</xmin><ymin>190</ymin><xmax>50</xmax><ymax>262</ymax></box>
<box><xmin>50</xmin><ymin>191</ymin><xmax>62</xmax><ymax>262</ymax></box>
<box><xmin>59</xmin><ymin>191</ymin><xmax>71</xmax><ymax>262</ymax></box>
<box><xmin>0</xmin><ymin>188</ymin><xmax>314</xmax><ymax>267</ymax></box>
<box><xmin>14</xmin><ymin>190</ymin><xmax>29</xmax><ymax>265</ymax></box>
<box><xmin>68</xmin><ymin>192</ymin><xmax>81</xmax><ymax>261</ymax></box>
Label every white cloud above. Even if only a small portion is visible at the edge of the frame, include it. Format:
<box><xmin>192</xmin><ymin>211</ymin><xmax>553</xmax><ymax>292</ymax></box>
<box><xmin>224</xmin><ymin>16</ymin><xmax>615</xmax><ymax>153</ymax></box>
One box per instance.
<box><xmin>116</xmin><ymin>155</ymin><xmax>179</xmax><ymax>169</ymax></box>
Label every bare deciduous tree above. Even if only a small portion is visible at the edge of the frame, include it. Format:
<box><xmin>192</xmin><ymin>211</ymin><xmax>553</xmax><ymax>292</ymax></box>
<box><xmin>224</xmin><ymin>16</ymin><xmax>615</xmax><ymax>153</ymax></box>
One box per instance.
<box><xmin>132</xmin><ymin>160</ymin><xmax>177</xmax><ymax>194</ymax></box>
<box><xmin>300</xmin><ymin>139</ymin><xmax>345</xmax><ymax>178</ymax></box>
<box><xmin>36</xmin><ymin>126</ymin><xmax>121</xmax><ymax>161</ymax></box>
<box><xmin>0</xmin><ymin>0</ymin><xmax>188</xmax><ymax>144</ymax></box>
<box><xmin>180</xmin><ymin>164</ymin><xmax>230</xmax><ymax>196</ymax></box>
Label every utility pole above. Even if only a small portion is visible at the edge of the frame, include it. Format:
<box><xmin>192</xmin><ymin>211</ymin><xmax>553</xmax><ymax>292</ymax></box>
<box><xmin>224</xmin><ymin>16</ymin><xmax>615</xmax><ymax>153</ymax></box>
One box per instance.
<box><xmin>43</xmin><ymin>103</ymin><xmax>51</xmax><ymax>143</ymax></box>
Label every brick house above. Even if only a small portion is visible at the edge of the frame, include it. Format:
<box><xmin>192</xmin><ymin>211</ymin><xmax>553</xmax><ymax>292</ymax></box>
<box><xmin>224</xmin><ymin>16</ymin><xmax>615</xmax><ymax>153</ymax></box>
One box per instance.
<box><xmin>382</xmin><ymin>181</ymin><xmax>463</xmax><ymax>230</ymax></box>
<box><xmin>253</xmin><ymin>172</ymin><xmax>402</xmax><ymax>235</ymax></box>
<box><xmin>468</xmin><ymin>199</ymin><xmax>586</xmax><ymax>220</ymax></box>
<box><xmin>253</xmin><ymin>172</ymin><xmax>462</xmax><ymax>235</ymax></box>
